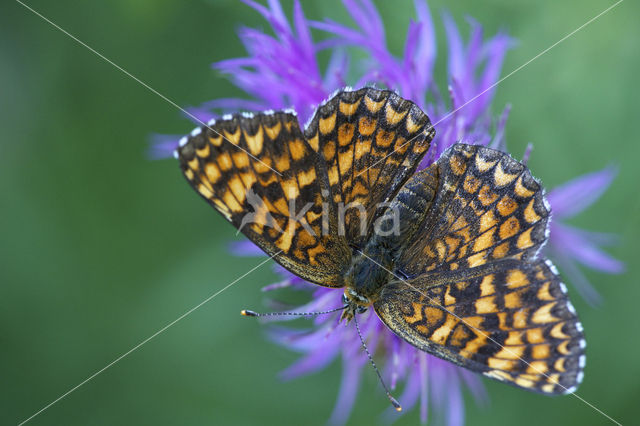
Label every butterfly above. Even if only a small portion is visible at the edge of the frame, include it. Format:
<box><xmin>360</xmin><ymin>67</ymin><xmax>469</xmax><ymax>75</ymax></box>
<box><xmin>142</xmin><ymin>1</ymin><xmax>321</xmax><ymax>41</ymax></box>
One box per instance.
<box><xmin>175</xmin><ymin>87</ymin><xmax>585</xmax><ymax>398</ymax></box>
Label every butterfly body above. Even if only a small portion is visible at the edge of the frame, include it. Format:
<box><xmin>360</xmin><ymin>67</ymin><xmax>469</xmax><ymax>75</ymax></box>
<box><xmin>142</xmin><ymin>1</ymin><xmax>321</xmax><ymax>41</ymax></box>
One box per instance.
<box><xmin>176</xmin><ymin>87</ymin><xmax>586</xmax><ymax>395</ymax></box>
<box><xmin>347</xmin><ymin>244</ymin><xmax>393</xmax><ymax>295</ymax></box>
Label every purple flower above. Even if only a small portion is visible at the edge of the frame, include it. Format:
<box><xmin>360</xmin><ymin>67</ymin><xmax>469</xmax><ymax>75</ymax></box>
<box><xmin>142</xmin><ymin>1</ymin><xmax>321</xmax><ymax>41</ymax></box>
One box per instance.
<box><xmin>213</xmin><ymin>0</ymin><xmax>334</xmax><ymax>123</ymax></box>
<box><xmin>545</xmin><ymin>167</ymin><xmax>624</xmax><ymax>305</ymax></box>
<box><xmin>214</xmin><ymin>1</ymin><xmax>501</xmax><ymax>424</ymax></box>
<box><xmin>157</xmin><ymin>0</ymin><xmax>621</xmax><ymax>424</ymax></box>
<box><xmin>148</xmin><ymin>133</ymin><xmax>184</xmax><ymax>160</ymax></box>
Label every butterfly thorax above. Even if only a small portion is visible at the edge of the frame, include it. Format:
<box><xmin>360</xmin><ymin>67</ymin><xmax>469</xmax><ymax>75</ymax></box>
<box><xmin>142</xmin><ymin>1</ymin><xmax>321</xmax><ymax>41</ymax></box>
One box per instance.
<box><xmin>341</xmin><ymin>242</ymin><xmax>396</xmax><ymax>322</ymax></box>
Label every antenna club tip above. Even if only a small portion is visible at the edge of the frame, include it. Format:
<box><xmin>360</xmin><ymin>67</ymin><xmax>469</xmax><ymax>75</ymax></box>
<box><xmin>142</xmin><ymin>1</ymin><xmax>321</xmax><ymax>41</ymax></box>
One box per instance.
<box><xmin>241</xmin><ymin>309</ymin><xmax>258</xmax><ymax>317</ymax></box>
<box><xmin>391</xmin><ymin>397</ymin><xmax>402</xmax><ymax>412</ymax></box>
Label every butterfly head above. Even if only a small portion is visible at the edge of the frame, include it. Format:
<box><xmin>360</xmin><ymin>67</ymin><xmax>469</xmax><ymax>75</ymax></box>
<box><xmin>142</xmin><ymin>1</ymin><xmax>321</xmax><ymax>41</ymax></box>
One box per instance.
<box><xmin>339</xmin><ymin>288</ymin><xmax>369</xmax><ymax>323</ymax></box>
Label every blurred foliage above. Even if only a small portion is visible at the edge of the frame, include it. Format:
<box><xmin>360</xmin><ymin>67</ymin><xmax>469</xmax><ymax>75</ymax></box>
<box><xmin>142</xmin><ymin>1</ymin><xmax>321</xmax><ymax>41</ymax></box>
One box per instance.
<box><xmin>1</xmin><ymin>0</ymin><xmax>638</xmax><ymax>425</ymax></box>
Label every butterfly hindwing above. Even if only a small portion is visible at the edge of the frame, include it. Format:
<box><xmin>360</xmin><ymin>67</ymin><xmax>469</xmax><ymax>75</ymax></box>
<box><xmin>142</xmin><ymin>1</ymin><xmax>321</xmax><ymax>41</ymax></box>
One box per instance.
<box><xmin>374</xmin><ymin>259</ymin><xmax>585</xmax><ymax>394</ymax></box>
<box><xmin>177</xmin><ymin>111</ymin><xmax>351</xmax><ymax>286</ymax></box>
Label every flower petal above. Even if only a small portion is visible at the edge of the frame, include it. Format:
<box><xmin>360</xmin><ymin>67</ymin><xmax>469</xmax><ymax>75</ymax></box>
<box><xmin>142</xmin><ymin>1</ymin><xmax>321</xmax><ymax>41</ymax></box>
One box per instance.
<box><xmin>279</xmin><ymin>339</ymin><xmax>340</xmax><ymax>379</ymax></box>
<box><xmin>550</xmin><ymin>223</ymin><xmax>624</xmax><ymax>274</ymax></box>
<box><xmin>328</xmin><ymin>356</ymin><xmax>364</xmax><ymax>426</ymax></box>
<box><xmin>547</xmin><ymin>166</ymin><xmax>617</xmax><ymax>219</ymax></box>
<box><xmin>148</xmin><ymin>134</ymin><xmax>180</xmax><ymax>159</ymax></box>
<box><xmin>228</xmin><ymin>240</ymin><xmax>264</xmax><ymax>256</ymax></box>
<box><xmin>548</xmin><ymin>246</ymin><xmax>604</xmax><ymax>306</ymax></box>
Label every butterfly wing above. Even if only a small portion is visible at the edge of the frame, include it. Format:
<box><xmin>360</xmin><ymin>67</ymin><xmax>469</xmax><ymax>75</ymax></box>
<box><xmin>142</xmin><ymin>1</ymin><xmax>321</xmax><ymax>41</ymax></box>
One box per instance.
<box><xmin>304</xmin><ymin>87</ymin><xmax>434</xmax><ymax>247</ymax></box>
<box><xmin>177</xmin><ymin>88</ymin><xmax>434</xmax><ymax>286</ymax></box>
<box><xmin>374</xmin><ymin>259</ymin><xmax>585</xmax><ymax>394</ymax></box>
<box><xmin>177</xmin><ymin>111</ymin><xmax>350</xmax><ymax>286</ymax></box>
<box><xmin>395</xmin><ymin>144</ymin><xmax>550</xmax><ymax>277</ymax></box>
<box><xmin>374</xmin><ymin>144</ymin><xmax>584</xmax><ymax>393</ymax></box>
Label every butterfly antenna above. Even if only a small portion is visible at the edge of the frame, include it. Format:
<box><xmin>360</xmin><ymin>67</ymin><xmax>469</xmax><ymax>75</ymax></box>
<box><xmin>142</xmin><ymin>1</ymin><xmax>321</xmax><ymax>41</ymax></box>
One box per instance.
<box><xmin>240</xmin><ymin>305</ymin><xmax>347</xmax><ymax>318</ymax></box>
<box><xmin>353</xmin><ymin>315</ymin><xmax>402</xmax><ymax>412</ymax></box>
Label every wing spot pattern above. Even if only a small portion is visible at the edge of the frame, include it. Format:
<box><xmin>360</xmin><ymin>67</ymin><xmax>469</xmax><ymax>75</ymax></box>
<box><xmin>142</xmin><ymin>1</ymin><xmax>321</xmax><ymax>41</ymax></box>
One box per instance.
<box><xmin>524</xmin><ymin>198</ymin><xmax>542</xmax><ymax>223</ymax></box>
<box><xmin>364</xmin><ymin>95</ymin><xmax>385</xmax><ymax>113</ymax></box>
<box><xmin>515</xmin><ymin>175</ymin><xmax>535</xmax><ymax>197</ymax></box>
<box><xmin>217</xmin><ymin>152</ymin><xmax>233</xmax><ymax>171</ymax></box>
<box><xmin>358</xmin><ymin>116</ymin><xmax>377</xmax><ymax>136</ymax></box>
<box><xmin>449</xmin><ymin>154</ymin><xmax>466</xmax><ymax>176</ymax></box>
<box><xmin>339</xmin><ymin>98</ymin><xmax>362</xmax><ymax>116</ymax></box>
<box><xmin>507</xmin><ymin>269</ymin><xmax>529</xmax><ymax>289</ymax></box>
<box><xmin>244</xmin><ymin>126</ymin><xmax>264</xmax><ymax>155</ymax></box>
<box><xmin>385</xmin><ymin>103</ymin><xmax>409</xmax><ymax>124</ymax></box>
<box><xmin>223</xmin><ymin>127</ymin><xmax>241</xmax><ymax>145</ymax></box>
<box><xmin>338</xmin><ymin>123</ymin><xmax>355</xmax><ymax>146</ymax></box>
<box><xmin>264</xmin><ymin>121</ymin><xmax>282</xmax><ymax>140</ymax></box>
<box><xmin>209</xmin><ymin>135</ymin><xmax>223</xmax><ymax>146</ymax></box>
<box><xmin>196</xmin><ymin>144</ymin><xmax>210</xmax><ymax>158</ymax></box>
<box><xmin>319</xmin><ymin>111</ymin><xmax>337</xmax><ymax>135</ymax></box>
<box><xmin>494</xmin><ymin>162</ymin><xmax>519</xmax><ymax>187</ymax></box>
<box><xmin>496</xmin><ymin>195</ymin><xmax>518</xmax><ymax>216</ymax></box>
<box><xmin>499</xmin><ymin>216</ymin><xmax>521</xmax><ymax>240</ymax></box>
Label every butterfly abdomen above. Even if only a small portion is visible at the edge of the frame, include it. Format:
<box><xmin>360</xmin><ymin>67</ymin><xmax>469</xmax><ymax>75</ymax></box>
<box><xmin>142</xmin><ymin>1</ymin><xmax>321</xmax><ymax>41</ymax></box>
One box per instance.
<box><xmin>347</xmin><ymin>166</ymin><xmax>440</xmax><ymax>300</ymax></box>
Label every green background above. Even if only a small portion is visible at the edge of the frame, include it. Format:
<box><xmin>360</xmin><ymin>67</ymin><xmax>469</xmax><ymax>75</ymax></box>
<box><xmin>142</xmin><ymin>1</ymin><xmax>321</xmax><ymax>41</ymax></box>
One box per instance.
<box><xmin>2</xmin><ymin>0</ymin><xmax>638</xmax><ymax>424</ymax></box>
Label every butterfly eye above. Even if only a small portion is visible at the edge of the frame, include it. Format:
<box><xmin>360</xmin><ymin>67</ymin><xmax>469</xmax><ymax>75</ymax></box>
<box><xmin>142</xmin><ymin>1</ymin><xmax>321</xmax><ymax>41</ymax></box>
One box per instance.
<box><xmin>342</xmin><ymin>293</ymin><xmax>349</xmax><ymax>305</ymax></box>
<box><xmin>356</xmin><ymin>306</ymin><xmax>367</xmax><ymax>314</ymax></box>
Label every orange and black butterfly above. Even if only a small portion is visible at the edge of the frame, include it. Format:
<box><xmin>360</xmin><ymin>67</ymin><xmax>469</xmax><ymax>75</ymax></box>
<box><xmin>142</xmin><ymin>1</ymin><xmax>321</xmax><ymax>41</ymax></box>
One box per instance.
<box><xmin>175</xmin><ymin>87</ymin><xmax>585</xmax><ymax>398</ymax></box>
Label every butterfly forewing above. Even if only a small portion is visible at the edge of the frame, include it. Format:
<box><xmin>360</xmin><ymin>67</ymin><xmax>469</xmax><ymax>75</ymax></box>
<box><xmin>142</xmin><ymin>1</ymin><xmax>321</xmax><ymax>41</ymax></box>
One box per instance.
<box><xmin>304</xmin><ymin>88</ymin><xmax>434</xmax><ymax>247</ymax></box>
<box><xmin>177</xmin><ymin>111</ymin><xmax>350</xmax><ymax>286</ymax></box>
<box><xmin>397</xmin><ymin>144</ymin><xmax>550</xmax><ymax>277</ymax></box>
<box><xmin>177</xmin><ymin>87</ymin><xmax>434</xmax><ymax>286</ymax></box>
